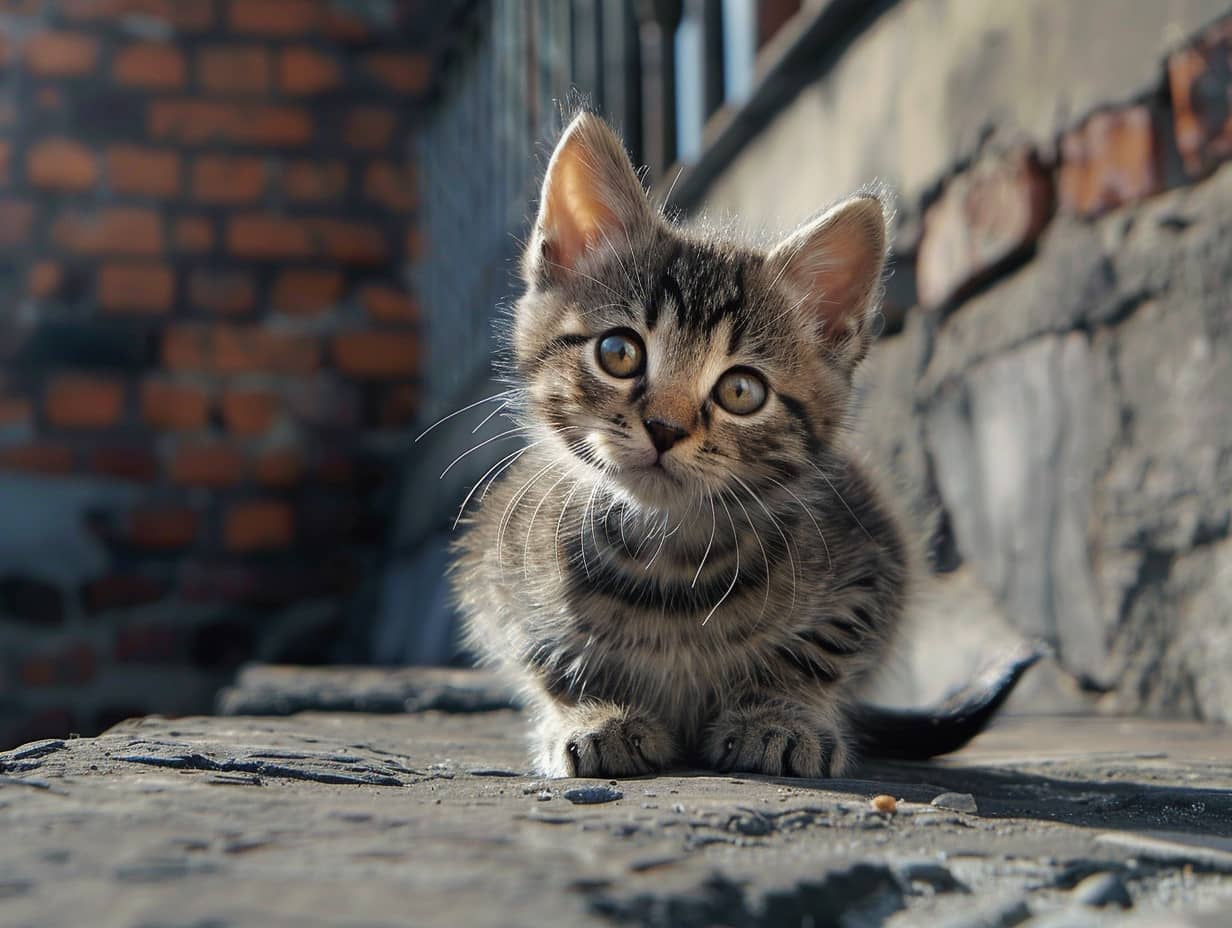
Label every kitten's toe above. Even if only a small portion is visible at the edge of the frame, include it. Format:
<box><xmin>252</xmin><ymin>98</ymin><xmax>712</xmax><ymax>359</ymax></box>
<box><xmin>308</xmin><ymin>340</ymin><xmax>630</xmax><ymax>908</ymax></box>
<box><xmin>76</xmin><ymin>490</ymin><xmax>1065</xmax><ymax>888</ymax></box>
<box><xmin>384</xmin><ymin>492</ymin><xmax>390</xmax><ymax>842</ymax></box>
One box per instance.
<box><xmin>704</xmin><ymin>705</ymin><xmax>847</xmax><ymax>778</ymax></box>
<box><xmin>558</xmin><ymin>712</ymin><xmax>674</xmax><ymax>778</ymax></box>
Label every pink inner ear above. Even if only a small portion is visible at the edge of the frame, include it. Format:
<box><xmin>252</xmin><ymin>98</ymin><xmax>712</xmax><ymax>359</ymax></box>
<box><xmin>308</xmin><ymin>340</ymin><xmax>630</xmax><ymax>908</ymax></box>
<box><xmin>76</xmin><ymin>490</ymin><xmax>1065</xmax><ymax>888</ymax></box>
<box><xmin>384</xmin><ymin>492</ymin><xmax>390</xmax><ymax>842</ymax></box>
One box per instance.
<box><xmin>542</xmin><ymin>152</ymin><xmax>618</xmax><ymax>271</ymax></box>
<box><xmin>773</xmin><ymin>198</ymin><xmax>886</xmax><ymax>341</ymax></box>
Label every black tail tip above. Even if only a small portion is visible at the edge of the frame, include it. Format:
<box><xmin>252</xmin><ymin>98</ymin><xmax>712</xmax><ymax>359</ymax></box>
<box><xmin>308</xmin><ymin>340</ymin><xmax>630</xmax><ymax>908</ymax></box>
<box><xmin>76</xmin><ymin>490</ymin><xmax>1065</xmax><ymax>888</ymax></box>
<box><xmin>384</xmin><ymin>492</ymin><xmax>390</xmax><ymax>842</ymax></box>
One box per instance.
<box><xmin>855</xmin><ymin>641</ymin><xmax>1047</xmax><ymax>762</ymax></box>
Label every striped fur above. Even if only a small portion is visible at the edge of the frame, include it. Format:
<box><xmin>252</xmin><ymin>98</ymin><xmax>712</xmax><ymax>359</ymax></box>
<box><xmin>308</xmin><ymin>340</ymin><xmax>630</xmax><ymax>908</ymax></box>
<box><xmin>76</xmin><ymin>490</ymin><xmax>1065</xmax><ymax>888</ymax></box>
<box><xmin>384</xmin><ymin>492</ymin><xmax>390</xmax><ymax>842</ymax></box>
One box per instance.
<box><xmin>452</xmin><ymin>113</ymin><xmax>917</xmax><ymax>778</ymax></box>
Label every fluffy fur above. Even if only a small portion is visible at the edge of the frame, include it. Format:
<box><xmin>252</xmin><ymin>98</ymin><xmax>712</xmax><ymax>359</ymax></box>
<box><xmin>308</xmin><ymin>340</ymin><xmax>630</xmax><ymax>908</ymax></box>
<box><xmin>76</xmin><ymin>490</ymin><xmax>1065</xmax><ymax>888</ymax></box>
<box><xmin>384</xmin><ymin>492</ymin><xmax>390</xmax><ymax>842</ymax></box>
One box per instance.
<box><xmin>452</xmin><ymin>113</ymin><xmax>921</xmax><ymax>778</ymax></box>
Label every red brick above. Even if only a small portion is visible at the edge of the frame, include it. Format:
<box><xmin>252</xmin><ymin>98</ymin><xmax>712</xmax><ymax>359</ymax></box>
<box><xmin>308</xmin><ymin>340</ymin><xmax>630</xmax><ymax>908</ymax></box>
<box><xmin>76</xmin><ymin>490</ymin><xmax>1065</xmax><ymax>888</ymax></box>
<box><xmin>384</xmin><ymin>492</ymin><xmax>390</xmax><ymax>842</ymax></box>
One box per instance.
<box><xmin>361</xmin><ymin>284</ymin><xmax>418</xmax><ymax>323</ymax></box>
<box><xmin>149</xmin><ymin>101</ymin><xmax>312</xmax><ymax>147</ymax></box>
<box><xmin>27</xmin><ymin>139</ymin><xmax>98</xmax><ymax>191</ymax></box>
<box><xmin>228</xmin><ymin>214</ymin><xmax>386</xmax><ymax>263</ymax></box>
<box><xmin>106</xmin><ymin>145</ymin><xmax>181</xmax><ymax>197</ymax></box>
<box><xmin>917</xmin><ymin>147</ymin><xmax>1053</xmax><ymax>311</ymax></box>
<box><xmin>255</xmin><ymin>448</ymin><xmax>303</xmax><ymax>487</ymax></box>
<box><xmin>98</xmin><ymin>263</ymin><xmax>175</xmax><ymax>314</ymax></box>
<box><xmin>379</xmin><ymin>384</ymin><xmax>418</xmax><ymax>427</ymax></box>
<box><xmin>364</xmin><ymin>161</ymin><xmax>416</xmax><ymax>212</ymax></box>
<box><xmin>271</xmin><ymin>268</ymin><xmax>344</xmax><ymax>315</ymax></box>
<box><xmin>226</xmin><ymin>214</ymin><xmax>313</xmax><ymax>258</ymax></box>
<box><xmin>82</xmin><ymin>574</ymin><xmax>167</xmax><ymax>614</ymax></box>
<box><xmin>187</xmin><ymin>270</ymin><xmax>255</xmax><ymax>315</ymax></box>
<box><xmin>0</xmin><ymin>394</ymin><xmax>32</xmax><ymax>425</ymax></box>
<box><xmin>0</xmin><ymin>443</ymin><xmax>74</xmax><ymax>475</ymax></box>
<box><xmin>228</xmin><ymin>0</ymin><xmax>322</xmax><ymax>35</ymax></box>
<box><xmin>343</xmin><ymin>107</ymin><xmax>396</xmax><ymax>151</ymax></box>
<box><xmin>283</xmin><ymin>160</ymin><xmax>347</xmax><ymax>201</ymax></box>
<box><xmin>312</xmin><ymin>219</ymin><xmax>388</xmax><ymax>264</ymax></box>
<box><xmin>192</xmin><ymin>154</ymin><xmax>267</xmax><ymax>204</ymax></box>
<box><xmin>114</xmin><ymin>624</ymin><xmax>180</xmax><ymax>662</ymax></box>
<box><xmin>61</xmin><ymin>0</ymin><xmax>214</xmax><ymax>30</ymax></box>
<box><xmin>128</xmin><ymin>507</ymin><xmax>198</xmax><ymax>549</ymax></box>
<box><xmin>1169</xmin><ymin>17</ymin><xmax>1232</xmax><ymax>178</ymax></box>
<box><xmin>113</xmin><ymin>42</ymin><xmax>186</xmax><ymax>89</ymax></box>
<box><xmin>173</xmin><ymin>216</ymin><xmax>214</xmax><ymax>253</ymax></box>
<box><xmin>141</xmin><ymin>379</ymin><xmax>210</xmax><ymax>431</ymax></box>
<box><xmin>220</xmin><ymin>389</ymin><xmax>278</xmax><ymax>435</ymax></box>
<box><xmin>163</xmin><ymin>324</ymin><xmax>320</xmax><ymax>374</ymax></box>
<box><xmin>333</xmin><ymin>331</ymin><xmax>418</xmax><ymax>379</ymax></box>
<box><xmin>0</xmin><ymin>199</ymin><xmax>34</xmax><ymax>248</ymax></box>
<box><xmin>45</xmin><ymin>375</ymin><xmax>125</xmax><ymax>429</ymax></box>
<box><xmin>198</xmin><ymin>45</ymin><xmax>271</xmax><ymax>94</ymax></box>
<box><xmin>171</xmin><ymin>443</ymin><xmax>246</xmax><ymax>486</ymax></box>
<box><xmin>25</xmin><ymin>31</ymin><xmax>100</xmax><ymax>78</ymax></box>
<box><xmin>279</xmin><ymin>46</ymin><xmax>340</xmax><ymax>94</ymax></box>
<box><xmin>28</xmin><ymin>262</ymin><xmax>63</xmax><ymax>299</ymax></box>
<box><xmin>21</xmin><ymin>643</ymin><xmax>95</xmax><ymax>687</ymax></box>
<box><xmin>52</xmin><ymin>207</ymin><xmax>162</xmax><ymax>256</ymax></box>
<box><xmin>363</xmin><ymin>52</ymin><xmax>431</xmax><ymax>95</ymax></box>
<box><xmin>405</xmin><ymin>227</ymin><xmax>424</xmax><ymax>260</ymax></box>
<box><xmin>90</xmin><ymin>445</ymin><xmax>158</xmax><ymax>483</ymax></box>
<box><xmin>224</xmin><ymin>500</ymin><xmax>294</xmax><ymax>552</ymax></box>
<box><xmin>323</xmin><ymin>8</ymin><xmax>369</xmax><ymax>42</ymax></box>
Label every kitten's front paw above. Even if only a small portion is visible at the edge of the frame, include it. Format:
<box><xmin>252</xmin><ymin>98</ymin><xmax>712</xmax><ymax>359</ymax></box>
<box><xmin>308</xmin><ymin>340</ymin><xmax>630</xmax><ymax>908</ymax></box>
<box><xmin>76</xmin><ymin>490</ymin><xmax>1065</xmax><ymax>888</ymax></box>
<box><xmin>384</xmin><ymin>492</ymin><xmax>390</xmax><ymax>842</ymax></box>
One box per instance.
<box><xmin>703</xmin><ymin>703</ymin><xmax>849</xmax><ymax>778</ymax></box>
<box><xmin>542</xmin><ymin>705</ymin><xmax>675</xmax><ymax>778</ymax></box>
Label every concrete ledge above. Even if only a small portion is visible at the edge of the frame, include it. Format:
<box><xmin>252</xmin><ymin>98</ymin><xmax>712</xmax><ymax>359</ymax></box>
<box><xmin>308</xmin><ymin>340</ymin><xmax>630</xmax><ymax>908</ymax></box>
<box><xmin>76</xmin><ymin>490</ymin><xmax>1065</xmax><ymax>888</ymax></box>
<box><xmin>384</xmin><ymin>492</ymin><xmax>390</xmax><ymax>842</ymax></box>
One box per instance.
<box><xmin>2</xmin><ymin>670</ymin><xmax>1231</xmax><ymax>926</ymax></box>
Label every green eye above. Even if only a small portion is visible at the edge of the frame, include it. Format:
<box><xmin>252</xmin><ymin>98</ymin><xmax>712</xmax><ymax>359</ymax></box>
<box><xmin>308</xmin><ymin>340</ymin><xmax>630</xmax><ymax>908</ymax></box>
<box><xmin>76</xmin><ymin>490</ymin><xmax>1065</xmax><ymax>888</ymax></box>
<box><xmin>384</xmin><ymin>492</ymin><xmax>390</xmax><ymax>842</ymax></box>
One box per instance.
<box><xmin>714</xmin><ymin>368</ymin><xmax>767</xmax><ymax>415</ymax></box>
<box><xmin>596</xmin><ymin>329</ymin><xmax>645</xmax><ymax>378</ymax></box>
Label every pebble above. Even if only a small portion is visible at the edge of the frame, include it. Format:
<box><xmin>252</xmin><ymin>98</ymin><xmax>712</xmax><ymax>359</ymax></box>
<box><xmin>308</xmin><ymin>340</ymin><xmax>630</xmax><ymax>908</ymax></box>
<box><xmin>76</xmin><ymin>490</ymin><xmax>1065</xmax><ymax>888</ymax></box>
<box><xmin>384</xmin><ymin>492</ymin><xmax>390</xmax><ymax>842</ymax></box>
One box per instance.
<box><xmin>871</xmin><ymin>794</ymin><xmax>897</xmax><ymax>814</ymax></box>
<box><xmin>1072</xmin><ymin>871</ymin><xmax>1132</xmax><ymax>908</ymax></box>
<box><xmin>562</xmin><ymin>785</ymin><xmax>623</xmax><ymax>805</ymax></box>
<box><xmin>931</xmin><ymin>792</ymin><xmax>979</xmax><ymax>814</ymax></box>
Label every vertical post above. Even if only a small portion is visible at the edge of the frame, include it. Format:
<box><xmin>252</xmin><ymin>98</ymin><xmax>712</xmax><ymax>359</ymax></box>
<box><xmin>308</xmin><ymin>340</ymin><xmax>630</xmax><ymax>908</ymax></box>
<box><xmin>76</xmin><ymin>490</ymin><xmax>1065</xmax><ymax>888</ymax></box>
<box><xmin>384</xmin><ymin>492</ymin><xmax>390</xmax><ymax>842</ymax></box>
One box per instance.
<box><xmin>571</xmin><ymin>0</ymin><xmax>604</xmax><ymax>110</ymax></box>
<box><xmin>601</xmin><ymin>1</ymin><xmax>642</xmax><ymax>166</ymax></box>
<box><xmin>634</xmin><ymin>0</ymin><xmax>683</xmax><ymax>184</ymax></box>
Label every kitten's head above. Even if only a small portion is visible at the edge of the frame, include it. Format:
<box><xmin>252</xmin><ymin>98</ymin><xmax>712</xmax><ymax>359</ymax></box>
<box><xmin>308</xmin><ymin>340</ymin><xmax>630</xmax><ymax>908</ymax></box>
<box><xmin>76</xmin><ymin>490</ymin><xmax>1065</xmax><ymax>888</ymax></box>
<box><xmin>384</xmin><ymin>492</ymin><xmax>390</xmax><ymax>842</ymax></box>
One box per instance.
<box><xmin>511</xmin><ymin>112</ymin><xmax>888</xmax><ymax>511</ymax></box>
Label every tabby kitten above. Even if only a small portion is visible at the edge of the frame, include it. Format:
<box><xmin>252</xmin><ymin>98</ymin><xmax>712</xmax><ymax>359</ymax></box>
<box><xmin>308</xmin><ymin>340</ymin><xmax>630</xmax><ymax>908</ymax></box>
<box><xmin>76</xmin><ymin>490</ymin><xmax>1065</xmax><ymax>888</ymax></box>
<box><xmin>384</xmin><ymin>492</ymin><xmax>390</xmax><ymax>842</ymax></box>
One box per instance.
<box><xmin>452</xmin><ymin>113</ymin><xmax>1031</xmax><ymax>778</ymax></box>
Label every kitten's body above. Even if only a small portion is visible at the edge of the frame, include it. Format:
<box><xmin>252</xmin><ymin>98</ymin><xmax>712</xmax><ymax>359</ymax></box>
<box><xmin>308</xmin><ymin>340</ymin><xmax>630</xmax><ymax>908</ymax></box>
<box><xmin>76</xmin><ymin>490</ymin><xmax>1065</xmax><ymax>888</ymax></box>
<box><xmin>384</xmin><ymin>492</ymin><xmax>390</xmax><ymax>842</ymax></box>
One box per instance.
<box><xmin>452</xmin><ymin>113</ymin><xmax>1029</xmax><ymax>778</ymax></box>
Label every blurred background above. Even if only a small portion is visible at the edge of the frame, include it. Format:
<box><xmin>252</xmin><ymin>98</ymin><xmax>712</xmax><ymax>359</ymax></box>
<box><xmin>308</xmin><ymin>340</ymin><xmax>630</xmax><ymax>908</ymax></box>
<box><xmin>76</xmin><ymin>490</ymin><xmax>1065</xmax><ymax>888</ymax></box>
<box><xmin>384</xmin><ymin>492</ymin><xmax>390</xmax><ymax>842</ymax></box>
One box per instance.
<box><xmin>1</xmin><ymin>0</ymin><xmax>1230</xmax><ymax>749</ymax></box>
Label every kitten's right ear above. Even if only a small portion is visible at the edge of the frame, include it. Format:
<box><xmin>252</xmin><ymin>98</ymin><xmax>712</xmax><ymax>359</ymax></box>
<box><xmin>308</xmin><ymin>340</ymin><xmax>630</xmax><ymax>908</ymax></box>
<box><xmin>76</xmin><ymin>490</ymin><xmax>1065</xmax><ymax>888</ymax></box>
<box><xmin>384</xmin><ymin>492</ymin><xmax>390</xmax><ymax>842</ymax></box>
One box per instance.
<box><xmin>525</xmin><ymin>113</ymin><xmax>653</xmax><ymax>285</ymax></box>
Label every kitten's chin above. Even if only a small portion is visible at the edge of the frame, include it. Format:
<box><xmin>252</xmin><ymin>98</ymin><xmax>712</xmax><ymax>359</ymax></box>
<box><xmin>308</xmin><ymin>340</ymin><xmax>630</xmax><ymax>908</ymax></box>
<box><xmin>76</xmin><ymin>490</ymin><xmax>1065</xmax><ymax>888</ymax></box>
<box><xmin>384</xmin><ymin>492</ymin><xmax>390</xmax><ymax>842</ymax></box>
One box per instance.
<box><xmin>608</xmin><ymin>464</ymin><xmax>692</xmax><ymax>511</ymax></box>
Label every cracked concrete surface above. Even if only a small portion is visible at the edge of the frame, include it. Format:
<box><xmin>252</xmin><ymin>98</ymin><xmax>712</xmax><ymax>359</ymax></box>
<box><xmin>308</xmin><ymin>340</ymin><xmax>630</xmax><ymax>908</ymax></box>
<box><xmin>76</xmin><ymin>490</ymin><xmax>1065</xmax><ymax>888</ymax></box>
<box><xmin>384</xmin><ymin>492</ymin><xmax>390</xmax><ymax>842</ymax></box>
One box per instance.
<box><xmin>1</xmin><ymin>674</ymin><xmax>1231</xmax><ymax>927</ymax></box>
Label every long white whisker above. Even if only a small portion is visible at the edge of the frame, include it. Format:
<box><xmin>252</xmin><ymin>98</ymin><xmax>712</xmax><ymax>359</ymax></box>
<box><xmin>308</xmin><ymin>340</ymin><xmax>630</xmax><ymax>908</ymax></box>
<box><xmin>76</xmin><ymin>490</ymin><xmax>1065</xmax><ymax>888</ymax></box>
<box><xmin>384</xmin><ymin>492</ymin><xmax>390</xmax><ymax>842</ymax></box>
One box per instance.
<box><xmin>692</xmin><ymin>493</ymin><xmax>717</xmax><ymax>588</ymax></box>
<box><xmin>522</xmin><ymin>466</ymin><xmax>571</xmax><ymax>580</ymax></box>
<box><xmin>555</xmin><ymin>478</ymin><xmax>584</xmax><ymax>580</ymax></box>
<box><xmin>726</xmin><ymin>485</ymin><xmax>772</xmax><ymax>619</ymax></box>
<box><xmin>702</xmin><ymin>495</ymin><xmax>740</xmax><ymax>627</ymax></box>
<box><xmin>809</xmin><ymin>460</ymin><xmax>874</xmax><ymax>541</ymax></box>
<box><xmin>415</xmin><ymin>391</ymin><xmax>512</xmax><ymax>442</ymax></box>
<box><xmin>452</xmin><ymin>444</ymin><xmax>530</xmax><ymax>530</ymax></box>
<box><xmin>766</xmin><ymin>475</ymin><xmax>832</xmax><ymax>570</ymax></box>
<box><xmin>471</xmin><ymin>400</ymin><xmax>508</xmax><ymax>434</ymax></box>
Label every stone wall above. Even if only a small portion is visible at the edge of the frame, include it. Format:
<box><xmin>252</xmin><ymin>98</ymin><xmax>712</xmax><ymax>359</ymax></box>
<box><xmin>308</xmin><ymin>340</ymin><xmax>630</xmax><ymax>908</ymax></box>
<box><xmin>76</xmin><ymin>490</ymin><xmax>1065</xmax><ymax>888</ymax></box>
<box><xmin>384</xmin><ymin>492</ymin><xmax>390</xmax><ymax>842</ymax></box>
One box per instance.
<box><xmin>698</xmin><ymin>4</ymin><xmax>1232</xmax><ymax>718</ymax></box>
<box><xmin>0</xmin><ymin>0</ymin><xmax>427</xmax><ymax>749</ymax></box>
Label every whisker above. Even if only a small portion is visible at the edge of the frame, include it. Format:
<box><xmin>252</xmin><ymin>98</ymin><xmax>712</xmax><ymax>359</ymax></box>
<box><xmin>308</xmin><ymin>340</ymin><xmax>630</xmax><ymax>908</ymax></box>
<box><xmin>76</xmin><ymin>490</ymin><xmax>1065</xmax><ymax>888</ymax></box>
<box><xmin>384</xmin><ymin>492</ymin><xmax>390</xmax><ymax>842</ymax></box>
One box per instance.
<box><xmin>415</xmin><ymin>390</ymin><xmax>512</xmax><ymax>443</ymax></box>
<box><xmin>555</xmin><ymin>479</ymin><xmax>584</xmax><ymax>580</ymax></box>
<box><xmin>808</xmin><ymin>460</ymin><xmax>874</xmax><ymax>541</ymax></box>
<box><xmin>691</xmin><ymin>493</ymin><xmax>717</xmax><ymax>588</ymax></box>
<box><xmin>522</xmin><ymin>466</ymin><xmax>572</xmax><ymax>580</ymax></box>
<box><xmin>702</xmin><ymin>495</ymin><xmax>741</xmax><ymax>627</ymax></box>
<box><xmin>471</xmin><ymin>400</ymin><xmax>509</xmax><ymax>434</ymax></box>
<box><xmin>452</xmin><ymin>444</ymin><xmax>531</xmax><ymax>530</ymax></box>
<box><xmin>766</xmin><ymin>475</ymin><xmax>832</xmax><ymax>570</ymax></box>
<box><xmin>725</xmin><ymin>485</ymin><xmax>772</xmax><ymax>619</ymax></box>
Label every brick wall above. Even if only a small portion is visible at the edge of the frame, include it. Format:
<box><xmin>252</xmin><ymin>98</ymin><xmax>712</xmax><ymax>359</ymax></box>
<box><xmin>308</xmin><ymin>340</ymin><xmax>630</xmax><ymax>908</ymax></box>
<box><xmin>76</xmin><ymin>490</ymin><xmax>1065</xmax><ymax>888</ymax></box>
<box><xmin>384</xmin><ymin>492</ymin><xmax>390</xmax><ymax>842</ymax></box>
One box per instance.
<box><xmin>0</xmin><ymin>0</ymin><xmax>428</xmax><ymax>749</ymax></box>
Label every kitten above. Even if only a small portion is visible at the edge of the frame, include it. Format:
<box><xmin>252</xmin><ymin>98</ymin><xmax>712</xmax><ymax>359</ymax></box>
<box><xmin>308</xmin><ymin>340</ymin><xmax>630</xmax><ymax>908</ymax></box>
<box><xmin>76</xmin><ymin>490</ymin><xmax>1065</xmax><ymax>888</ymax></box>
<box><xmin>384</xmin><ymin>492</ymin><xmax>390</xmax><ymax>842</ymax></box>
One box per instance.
<box><xmin>452</xmin><ymin>112</ymin><xmax>1034</xmax><ymax>778</ymax></box>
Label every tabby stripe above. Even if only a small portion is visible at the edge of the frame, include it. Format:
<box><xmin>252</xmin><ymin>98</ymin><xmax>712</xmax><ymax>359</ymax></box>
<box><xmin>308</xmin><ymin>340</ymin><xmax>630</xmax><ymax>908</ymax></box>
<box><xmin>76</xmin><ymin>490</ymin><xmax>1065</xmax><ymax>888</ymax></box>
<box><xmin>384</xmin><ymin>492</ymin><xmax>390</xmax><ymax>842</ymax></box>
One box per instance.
<box><xmin>800</xmin><ymin>627</ymin><xmax>862</xmax><ymax>657</ymax></box>
<box><xmin>774</xmin><ymin>642</ymin><xmax>839</xmax><ymax>684</ymax></box>
<box><xmin>777</xmin><ymin>392</ymin><xmax>821</xmax><ymax>456</ymax></box>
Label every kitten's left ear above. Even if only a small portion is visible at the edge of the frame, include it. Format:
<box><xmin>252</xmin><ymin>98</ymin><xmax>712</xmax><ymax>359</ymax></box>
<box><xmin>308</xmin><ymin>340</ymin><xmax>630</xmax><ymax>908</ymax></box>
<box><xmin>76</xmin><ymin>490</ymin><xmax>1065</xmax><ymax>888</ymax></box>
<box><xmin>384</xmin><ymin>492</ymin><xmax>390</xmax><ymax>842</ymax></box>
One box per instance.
<box><xmin>766</xmin><ymin>195</ymin><xmax>888</xmax><ymax>369</ymax></box>
<box><xmin>525</xmin><ymin>112</ymin><xmax>655</xmax><ymax>285</ymax></box>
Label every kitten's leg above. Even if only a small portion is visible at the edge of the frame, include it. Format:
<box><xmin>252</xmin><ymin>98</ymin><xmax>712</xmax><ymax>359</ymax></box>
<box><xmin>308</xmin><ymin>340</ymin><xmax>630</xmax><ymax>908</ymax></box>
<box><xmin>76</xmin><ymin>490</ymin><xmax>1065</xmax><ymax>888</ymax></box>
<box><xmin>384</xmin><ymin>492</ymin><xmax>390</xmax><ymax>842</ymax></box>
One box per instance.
<box><xmin>701</xmin><ymin>698</ymin><xmax>851</xmax><ymax>778</ymax></box>
<box><xmin>534</xmin><ymin>701</ymin><xmax>677</xmax><ymax>778</ymax></box>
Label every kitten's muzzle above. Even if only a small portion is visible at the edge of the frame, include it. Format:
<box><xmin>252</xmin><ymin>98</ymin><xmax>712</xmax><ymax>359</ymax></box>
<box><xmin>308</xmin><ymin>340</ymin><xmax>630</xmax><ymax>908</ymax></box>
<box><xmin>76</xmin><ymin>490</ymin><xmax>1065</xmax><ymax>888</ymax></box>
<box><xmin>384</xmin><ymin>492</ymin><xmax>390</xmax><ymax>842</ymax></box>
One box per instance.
<box><xmin>643</xmin><ymin>417</ymin><xmax>689</xmax><ymax>455</ymax></box>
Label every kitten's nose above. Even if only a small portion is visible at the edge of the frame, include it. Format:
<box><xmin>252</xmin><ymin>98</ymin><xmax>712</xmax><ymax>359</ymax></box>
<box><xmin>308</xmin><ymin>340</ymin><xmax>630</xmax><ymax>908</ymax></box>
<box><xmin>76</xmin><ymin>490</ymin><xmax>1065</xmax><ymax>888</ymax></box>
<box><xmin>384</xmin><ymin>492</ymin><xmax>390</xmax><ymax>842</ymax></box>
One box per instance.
<box><xmin>643</xmin><ymin>417</ymin><xmax>688</xmax><ymax>454</ymax></box>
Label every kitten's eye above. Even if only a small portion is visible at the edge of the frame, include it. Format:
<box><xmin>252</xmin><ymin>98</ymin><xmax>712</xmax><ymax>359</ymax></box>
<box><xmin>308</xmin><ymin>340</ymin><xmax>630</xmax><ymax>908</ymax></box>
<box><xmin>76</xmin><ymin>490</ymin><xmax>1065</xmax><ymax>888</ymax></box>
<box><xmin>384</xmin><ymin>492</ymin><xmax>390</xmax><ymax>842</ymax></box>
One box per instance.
<box><xmin>713</xmin><ymin>368</ymin><xmax>767</xmax><ymax>415</ymax></box>
<box><xmin>596</xmin><ymin>329</ymin><xmax>645</xmax><ymax>378</ymax></box>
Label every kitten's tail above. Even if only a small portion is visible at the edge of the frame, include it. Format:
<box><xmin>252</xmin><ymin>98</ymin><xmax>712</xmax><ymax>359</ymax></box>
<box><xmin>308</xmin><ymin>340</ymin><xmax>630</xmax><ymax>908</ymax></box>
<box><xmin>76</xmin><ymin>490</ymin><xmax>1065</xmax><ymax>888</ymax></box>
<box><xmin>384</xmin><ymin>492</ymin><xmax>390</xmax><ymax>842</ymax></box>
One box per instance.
<box><xmin>853</xmin><ymin>644</ymin><xmax>1043</xmax><ymax>761</ymax></box>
